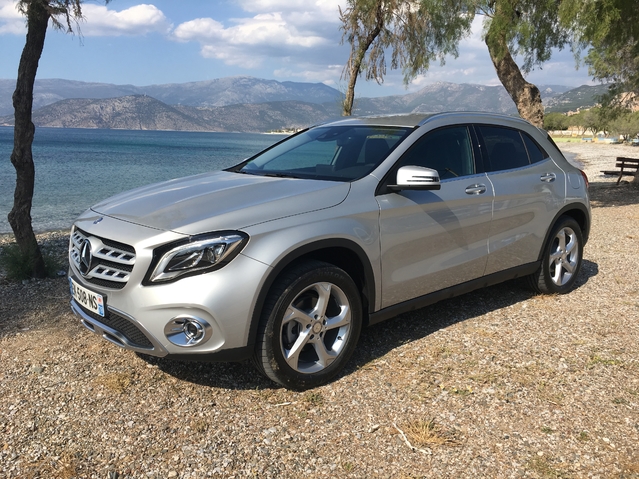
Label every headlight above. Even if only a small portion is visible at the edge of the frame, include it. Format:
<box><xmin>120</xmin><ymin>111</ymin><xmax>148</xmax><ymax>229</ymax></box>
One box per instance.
<box><xmin>145</xmin><ymin>232</ymin><xmax>248</xmax><ymax>284</ymax></box>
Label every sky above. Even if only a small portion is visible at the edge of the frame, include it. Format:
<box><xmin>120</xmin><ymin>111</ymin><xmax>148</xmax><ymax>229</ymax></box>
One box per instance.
<box><xmin>0</xmin><ymin>0</ymin><xmax>596</xmax><ymax>98</ymax></box>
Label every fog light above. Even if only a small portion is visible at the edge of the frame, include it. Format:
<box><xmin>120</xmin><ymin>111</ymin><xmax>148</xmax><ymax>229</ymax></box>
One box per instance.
<box><xmin>164</xmin><ymin>316</ymin><xmax>212</xmax><ymax>347</ymax></box>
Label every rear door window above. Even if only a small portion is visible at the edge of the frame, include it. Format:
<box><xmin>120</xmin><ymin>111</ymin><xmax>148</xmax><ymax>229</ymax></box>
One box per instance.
<box><xmin>477</xmin><ymin>125</ymin><xmax>530</xmax><ymax>172</ymax></box>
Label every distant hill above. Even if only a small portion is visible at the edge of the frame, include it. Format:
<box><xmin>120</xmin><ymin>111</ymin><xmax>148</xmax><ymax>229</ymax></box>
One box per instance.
<box><xmin>544</xmin><ymin>84</ymin><xmax>610</xmax><ymax>112</ymax></box>
<box><xmin>13</xmin><ymin>95</ymin><xmax>214</xmax><ymax>131</ymax></box>
<box><xmin>140</xmin><ymin>77</ymin><xmax>342</xmax><ymax>108</ymax></box>
<box><xmin>0</xmin><ymin>79</ymin><xmax>142</xmax><ymax>117</ymax></box>
<box><xmin>0</xmin><ymin>95</ymin><xmax>341</xmax><ymax>132</ymax></box>
<box><xmin>353</xmin><ymin>82</ymin><xmax>519</xmax><ymax>115</ymax></box>
<box><xmin>0</xmin><ymin>76</ymin><xmax>611</xmax><ymax>132</ymax></box>
<box><xmin>0</xmin><ymin>77</ymin><xmax>342</xmax><ymax>116</ymax></box>
<box><xmin>174</xmin><ymin>101</ymin><xmax>340</xmax><ymax>132</ymax></box>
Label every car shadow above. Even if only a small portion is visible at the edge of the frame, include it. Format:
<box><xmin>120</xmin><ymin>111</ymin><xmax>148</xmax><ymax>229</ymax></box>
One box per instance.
<box><xmin>343</xmin><ymin>259</ymin><xmax>598</xmax><ymax>376</ymax></box>
<box><xmin>142</xmin><ymin>259</ymin><xmax>599</xmax><ymax>391</ymax></box>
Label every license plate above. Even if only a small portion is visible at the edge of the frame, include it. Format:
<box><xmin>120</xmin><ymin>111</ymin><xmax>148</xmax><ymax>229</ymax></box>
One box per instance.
<box><xmin>69</xmin><ymin>277</ymin><xmax>105</xmax><ymax>317</ymax></box>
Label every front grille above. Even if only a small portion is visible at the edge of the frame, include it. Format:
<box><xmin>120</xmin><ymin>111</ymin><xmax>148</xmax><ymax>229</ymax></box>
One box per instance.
<box><xmin>80</xmin><ymin>304</ymin><xmax>153</xmax><ymax>349</ymax></box>
<box><xmin>70</xmin><ymin>228</ymin><xmax>136</xmax><ymax>290</ymax></box>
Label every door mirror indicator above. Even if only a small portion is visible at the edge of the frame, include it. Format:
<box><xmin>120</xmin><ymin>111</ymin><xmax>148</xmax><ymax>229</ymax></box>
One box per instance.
<box><xmin>389</xmin><ymin>166</ymin><xmax>441</xmax><ymax>191</ymax></box>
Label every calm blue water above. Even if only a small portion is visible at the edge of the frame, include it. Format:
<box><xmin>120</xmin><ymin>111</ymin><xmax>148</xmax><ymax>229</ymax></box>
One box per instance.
<box><xmin>0</xmin><ymin>127</ymin><xmax>286</xmax><ymax>234</ymax></box>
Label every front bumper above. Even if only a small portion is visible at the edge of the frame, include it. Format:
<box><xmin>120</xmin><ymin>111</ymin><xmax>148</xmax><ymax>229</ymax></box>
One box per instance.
<box><xmin>68</xmin><ymin>214</ymin><xmax>272</xmax><ymax>360</ymax></box>
<box><xmin>71</xmin><ymin>298</ymin><xmax>168</xmax><ymax>356</ymax></box>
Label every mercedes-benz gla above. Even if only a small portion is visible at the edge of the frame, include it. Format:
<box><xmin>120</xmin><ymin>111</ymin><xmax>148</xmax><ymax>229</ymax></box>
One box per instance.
<box><xmin>69</xmin><ymin>112</ymin><xmax>591</xmax><ymax>389</ymax></box>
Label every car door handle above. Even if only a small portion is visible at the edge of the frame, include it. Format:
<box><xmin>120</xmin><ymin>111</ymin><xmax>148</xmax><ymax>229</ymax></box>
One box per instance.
<box><xmin>540</xmin><ymin>173</ymin><xmax>556</xmax><ymax>182</ymax></box>
<box><xmin>465</xmin><ymin>184</ymin><xmax>487</xmax><ymax>195</ymax></box>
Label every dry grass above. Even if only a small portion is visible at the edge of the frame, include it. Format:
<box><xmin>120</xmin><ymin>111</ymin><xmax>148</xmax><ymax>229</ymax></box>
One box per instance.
<box><xmin>94</xmin><ymin>372</ymin><xmax>133</xmax><ymax>393</ymax></box>
<box><xmin>401</xmin><ymin>419</ymin><xmax>460</xmax><ymax>448</ymax></box>
<box><xmin>22</xmin><ymin>451</ymin><xmax>80</xmax><ymax>479</ymax></box>
<box><xmin>526</xmin><ymin>457</ymin><xmax>572</xmax><ymax>479</ymax></box>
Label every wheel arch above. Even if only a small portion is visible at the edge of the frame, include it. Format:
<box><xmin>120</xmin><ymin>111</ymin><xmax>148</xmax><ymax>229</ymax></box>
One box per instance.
<box><xmin>538</xmin><ymin>203</ymin><xmax>590</xmax><ymax>262</ymax></box>
<box><xmin>246</xmin><ymin>238</ymin><xmax>376</xmax><ymax>350</ymax></box>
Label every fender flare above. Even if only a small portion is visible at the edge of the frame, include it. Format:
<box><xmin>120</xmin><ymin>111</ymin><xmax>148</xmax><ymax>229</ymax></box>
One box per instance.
<box><xmin>245</xmin><ymin>238</ymin><xmax>377</xmax><ymax>349</ymax></box>
<box><xmin>537</xmin><ymin>203</ymin><xmax>591</xmax><ymax>262</ymax></box>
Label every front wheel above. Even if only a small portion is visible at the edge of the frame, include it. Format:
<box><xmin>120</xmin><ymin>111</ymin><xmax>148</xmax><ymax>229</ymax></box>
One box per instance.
<box><xmin>253</xmin><ymin>260</ymin><xmax>362</xmax><ymax>389</ymax></box>
<box><xmin>527</xmin><ymin>216</ymin><xmax>584</xmax><ymax>294</ymax></box>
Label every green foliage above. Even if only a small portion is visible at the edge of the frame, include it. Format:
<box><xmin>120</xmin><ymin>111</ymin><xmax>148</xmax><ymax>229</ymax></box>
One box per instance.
<box><xmin>339</xmin><ymin>0</ymin><xmax>474</xmax><ymax>87</ymax></box>
<box><xmin>581</xmin><ymin>108</ymin><xmax>611</xmax><ymax>136</ymax></box>
<box><xmin>341</xmin><ymin>0</ymin><xmax>575</xmax><ymax>84</ymax></box>
<box><xmin>340</xmin><ymin>0</ymin><xmax>575</xmax><ymax>122</ymax></box>
<box><xmin>482</xmin><ymin>0</ymin><xmax>571</xmax><ymax>73</ymax></box>
<box><xmin>543</xmin><ymin>112</ymin><xmax>569</xmax><ymax>131</ymax></box>
<box><xmin>565</xmin><ymin>112</ymin><xmax>587</xmax><ymax>136</ymax></box>
<box><xmin>17</xmin><ymin>0</ymin><xmax>111</xmax><ymax>32</ymax></box>
<box><xmin>560</xmin><ymin>0</ymin><xmax>639</xmax><ymax>104</ymax></box>
<box><xmin>608</xmin><ymin>110</ymin><xmax>639</xmax><ymax>140</ymax></box>
<box><xmin>565</xmin><ymin>108</ymin><xmax>636</xmax><ymax>139</ymax></box>
<box><xmin>0</xmin><ymin>242</ymin><xmax>62</xmax><ymax>281</ymax></box>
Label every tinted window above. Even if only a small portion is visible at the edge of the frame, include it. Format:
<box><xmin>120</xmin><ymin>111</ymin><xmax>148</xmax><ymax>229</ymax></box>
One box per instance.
<box><xmin>397</xmin><ymin>126</ymin><xmax>474</xmax><ymax>180</ymax></box>
<box><xmin>478</xmin><ymin>126</ymin><xmax>530</xmax><ymax>171</ymax></box>
<box><xmin>522</xmin><ymin>133</ymin><xmax>548</xmax><ymax>164</ymax></box>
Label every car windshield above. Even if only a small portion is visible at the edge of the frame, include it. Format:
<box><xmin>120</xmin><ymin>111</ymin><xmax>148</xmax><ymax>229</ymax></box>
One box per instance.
<box><xmin>231</xmin><ymin>125</ymin><xmax>413</xmax><ymax>181</ymax></box>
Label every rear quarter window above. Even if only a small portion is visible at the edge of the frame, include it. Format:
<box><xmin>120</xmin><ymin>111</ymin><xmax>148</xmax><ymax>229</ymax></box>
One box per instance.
<box><xmin>522</xmin><ymin>133</ymin><xmax>549</xmax><ymax>164</ymax></box>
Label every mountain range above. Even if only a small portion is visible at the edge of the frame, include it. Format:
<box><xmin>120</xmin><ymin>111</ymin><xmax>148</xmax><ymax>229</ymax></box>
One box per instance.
<box><xmin>0</xmin><ymin>76</ymin><xmax>610</xmax><ymax>132</ymax></box>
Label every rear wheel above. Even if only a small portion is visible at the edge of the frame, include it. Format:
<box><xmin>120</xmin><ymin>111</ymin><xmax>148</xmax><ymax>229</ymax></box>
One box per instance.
<box><xmin>253</xmin><ymin>260</ymin><xmax>362</xmax><ymax>389</ymax></box>
<box><xmin>528</xmin><ymin>216</ymin><xmax>583</xmax><ymax>294</ymax></box>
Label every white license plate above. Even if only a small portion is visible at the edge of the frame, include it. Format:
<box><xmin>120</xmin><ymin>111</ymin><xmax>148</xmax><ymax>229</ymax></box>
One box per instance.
<box><xmin>69</xmin><ymin>277</ymin><xmax>105</xmax><ymax>317</ymax></box>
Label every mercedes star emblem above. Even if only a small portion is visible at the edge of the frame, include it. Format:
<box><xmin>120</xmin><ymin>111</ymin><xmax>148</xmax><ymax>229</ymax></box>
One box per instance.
<box><xmin>79</xmin><ymin>239</ymin><xmax>93</xmax><ymax>276</ymax></box>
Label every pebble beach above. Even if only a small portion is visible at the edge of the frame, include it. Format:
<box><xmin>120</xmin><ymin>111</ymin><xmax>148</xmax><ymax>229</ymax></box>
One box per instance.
<box><xmin>0</xmin><ymin>140</ymin><xmax>638</xmax><ymax>478</ymax></box>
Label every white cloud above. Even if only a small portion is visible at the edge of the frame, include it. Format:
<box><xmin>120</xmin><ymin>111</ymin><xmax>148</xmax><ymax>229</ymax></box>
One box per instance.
<box><xmin>81</xmin><ymin>4</ymin><xmax>171</xmax><ymax>37</ymax></box>
<box><xmin>169</xmin><ymin>2</ymin><xmax>505</xmax><ymax>90</ymax></box>
<box><xmin>174</xmin><ymin>13</ymin><xmax>326</xmax><ymax>50</ymax></box>
<box><xmin>172</xmin><ymin>1</ymin><xmax>344</xmax><ymax>73</ymax></box>
<box><xmin>0</xmin><ymin>0</ymin><xmax>23</xmax><ymax>35</ymax></box>
<box><xmin>0</xmin><ymin>1</ymin><xmax>171</xmax><ymax>37</ymax></box>
<box><xmin>235</xmin><ymin>0</ymin><xmax>341</xmax><ymax>20</ymax></box>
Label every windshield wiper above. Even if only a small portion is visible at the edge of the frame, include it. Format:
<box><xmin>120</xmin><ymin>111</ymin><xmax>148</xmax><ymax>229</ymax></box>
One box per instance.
<box><xmin>262</xmin><ymin>172</ymin><xmax>299</xmax><ymax>178</ymax></box>
<box><xmin>237</xmin><ymin>170</ymin><xmax>299</xmax><ymax>179</ymax></box>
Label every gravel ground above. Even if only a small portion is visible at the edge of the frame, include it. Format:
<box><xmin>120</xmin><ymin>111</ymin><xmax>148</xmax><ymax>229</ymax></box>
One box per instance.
<box><xmin>1</xmin><ymin>143</ymin><xmax>638</xmax><ymax>478</ymax></box>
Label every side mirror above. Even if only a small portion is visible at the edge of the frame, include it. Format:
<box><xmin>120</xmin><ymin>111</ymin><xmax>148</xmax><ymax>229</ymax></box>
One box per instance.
<box><xmin>388</xmin><ymin>166</ymin><xmax>441</xmax><ymax>191</ymax></box>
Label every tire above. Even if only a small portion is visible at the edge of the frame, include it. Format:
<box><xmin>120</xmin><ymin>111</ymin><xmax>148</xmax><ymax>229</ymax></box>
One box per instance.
<box><xmin>527</xmin><ymin>216</ymin><xmax>584</xmax><ymax>294</ymax></box>
<box><xmin>253</xmin><ymin>260</ymin><xmax>362</xmax><ymax>389</ymax></box>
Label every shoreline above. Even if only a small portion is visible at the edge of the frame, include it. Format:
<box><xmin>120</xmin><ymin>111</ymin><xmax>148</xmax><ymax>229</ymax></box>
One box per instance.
<box><xmin>1</xmin><ymin>142</ymin><xmax>636</xmax><ymax>243</ymax></box>
<box><xmin>0</xmin><ymin>229</ymin><xmax>69</xmax><ymax>246</ymax></box>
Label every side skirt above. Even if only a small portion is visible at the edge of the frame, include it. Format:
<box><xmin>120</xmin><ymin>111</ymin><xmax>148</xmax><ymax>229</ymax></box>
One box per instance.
<box><xmin>368</xmin><ymin>262</ymin><xmax>540</xmax><ymax>326</ymax></box>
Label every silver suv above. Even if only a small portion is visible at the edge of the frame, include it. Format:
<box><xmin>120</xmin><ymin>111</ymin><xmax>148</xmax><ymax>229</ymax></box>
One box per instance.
<box><xmin>69</xmin><ymin>112</ymin><xmax>591</xmax><ymax>389</ymax></box>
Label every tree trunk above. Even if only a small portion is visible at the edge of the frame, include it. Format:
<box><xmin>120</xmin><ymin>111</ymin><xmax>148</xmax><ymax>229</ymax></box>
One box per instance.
<box><xmin>343</xmin><ymin>48</ymin><xmax>366</xmax><ymax>116</ymax></box>
<box><xmin>485</xmin><ymin>21</ymin><xmax>544</xmax><ymax>128</ymax></box>
<box><xmin>8</xmin><ymin>0</ymin><xmax>50</xmax><ymax>278</ymax></box>
<box><xmin>342</xmin><ymin>3</ymin><xmax>384</xmax><ymax>117</ymax></box>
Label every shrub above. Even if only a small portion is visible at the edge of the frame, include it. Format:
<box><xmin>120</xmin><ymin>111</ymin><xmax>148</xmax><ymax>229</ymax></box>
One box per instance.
<box><xmin>0</xmin><ymin>243</ymin><xmax>62</xmax><ymax>281</ymax></box>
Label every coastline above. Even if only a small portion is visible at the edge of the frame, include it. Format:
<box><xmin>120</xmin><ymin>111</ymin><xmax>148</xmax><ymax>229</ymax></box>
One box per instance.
<box><xmin>0</xmin><ymin>229</ymin><xmax>69</xmax><ymax>246</ymax></box>
<box><xmin>1</xmin><ymin>141</ymin><xmax>636</xmax><ymax>246</ymax></box>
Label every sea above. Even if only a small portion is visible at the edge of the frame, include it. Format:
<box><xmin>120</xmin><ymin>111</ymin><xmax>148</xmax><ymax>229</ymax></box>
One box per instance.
<box><xmin>0</xmin><ymin>127</ymin><xmax>286</xmax><ymax>235</ymax></box>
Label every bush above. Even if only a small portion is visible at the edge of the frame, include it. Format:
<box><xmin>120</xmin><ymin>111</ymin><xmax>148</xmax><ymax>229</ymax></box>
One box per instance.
<box><xmin>0</xmin><ymin>243</ymin><xmax>62</xmax><ymax>281</ymax></box>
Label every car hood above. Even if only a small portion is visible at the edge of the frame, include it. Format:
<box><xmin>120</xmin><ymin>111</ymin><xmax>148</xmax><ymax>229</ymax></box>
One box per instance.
<box><xmin>91</xmin><ymin>171</ymin><xmax>350</xmax><ymax>235</ymax></box>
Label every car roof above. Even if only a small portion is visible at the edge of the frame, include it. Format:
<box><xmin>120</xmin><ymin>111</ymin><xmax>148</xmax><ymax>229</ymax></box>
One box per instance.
<box><xmin>321</xmin><ymin>111</ymin><xmax>530</xmax><ymax>129</ymax></box>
